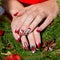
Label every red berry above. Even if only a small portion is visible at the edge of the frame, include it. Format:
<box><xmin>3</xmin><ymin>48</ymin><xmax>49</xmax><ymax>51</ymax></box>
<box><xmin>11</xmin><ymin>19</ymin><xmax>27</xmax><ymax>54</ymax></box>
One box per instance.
<box><xmin>5</xmin><ymin>54</ymin><xmax>21</xmax><ymax>60</ymax></box>
<box><xmin>0</xmin><ymin>30</ymin><xmax>4</xmax><ymax>36</ymax></box>
<box><xmin>12</xmin><ymin>54</ymin><xmax>21</xmax><ymax>60</ymax></box>
<box><xmin>5</xmin><ymin>55</ymin><xmax>14</xmax><ymax>60</ymax></box>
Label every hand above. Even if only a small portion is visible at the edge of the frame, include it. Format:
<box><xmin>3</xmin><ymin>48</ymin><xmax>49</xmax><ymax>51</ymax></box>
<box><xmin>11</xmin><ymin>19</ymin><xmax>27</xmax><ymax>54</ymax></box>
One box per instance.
<box><xmin>2</xmin><ymin>0</ymin><xmax>24</xmax><ymax>17</ymax></box>
<box><xmin>11</xmin><ymin>19</ymin><xmax>41</xmax><ymax>53</ymax></box>
<box><xmin>21</xmin><ymin>27</ymin><xmax>41</xmax><ymax>53</ymax></box>
<box><xmin>17</xmin><ymin>0</ymin><xmax>59</xmax><ymax>35</ymax></box>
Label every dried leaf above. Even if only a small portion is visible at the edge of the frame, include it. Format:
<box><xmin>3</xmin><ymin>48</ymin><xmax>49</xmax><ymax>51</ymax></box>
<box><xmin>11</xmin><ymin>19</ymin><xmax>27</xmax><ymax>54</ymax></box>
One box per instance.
<box><xmin>49</xmin><ymin>47</ymin><xmax>53</xmax><ymax>51</ymax></box>
<box><xmin>44</xmin><ymin>47</ymin><xmax>48</xmax><ymax>51</ymax></box>
<box><xmin>6</xmin><ymin>43</ymin><xmax>13</xmax><ymax>49</ymax></box>
<box><xmin>51</xmin><ymin>43</ymin><xmax>56</xmax><ymax>48</ymax></box>
<box><xmin>43</xmin><ymin>40</ymin><xmax>56</xmax><ymax>51</ymax></box>
<box><xmin>56</xmin><ymin>53</ymin><xmax>60</xmax><ymax>56</ymax></box>
<box><xmin>42</xmin><ymin>41</ymin><xmax>48</xmax><ymax>48</ymax></box>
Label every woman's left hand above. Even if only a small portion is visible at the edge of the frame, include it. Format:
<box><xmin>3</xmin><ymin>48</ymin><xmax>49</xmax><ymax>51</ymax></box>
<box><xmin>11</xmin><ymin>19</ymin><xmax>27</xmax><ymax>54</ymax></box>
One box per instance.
<box><xmin>18</xmin><ymin>0</ymin><xmax>59</xmax><ymax>35</ymax></box>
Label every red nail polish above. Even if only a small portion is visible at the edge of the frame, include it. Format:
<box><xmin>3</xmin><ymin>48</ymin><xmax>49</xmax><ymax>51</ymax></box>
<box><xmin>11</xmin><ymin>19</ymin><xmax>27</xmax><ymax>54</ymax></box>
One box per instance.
<box><xmin>36</xmin><ymin>29</ymin><xmax>40</xmax><ymax>32</ymax></box>
<box><xmin>17</xmin><ymin>37</ymin><xmax>20</xmax><ymax>42</ymax></box>
<box><xmin>19</xmin><ymin>29</ymin><xmax>25</xmax><ymax>37</ymax></box>
<box><xmin>37</xmin><ymin>43</ymin><xmax>41</xmax><ymax>49</ymax></box>
<box><xmin>31</xmin><ymin>46</ymin><xmax>36</xmax><ymax>53</ymax></box>
<box><xmin>19</xmin><ymin>32</ymin><xmax>22</xmax><ymax>37</ymax></box>
<box><xmin>14</xmin><ymin>12</ymin><xmax>19</xmax><ymax>16</ymax></box>
<box><xmin>15</xmin><ymin>30</ymin><xmax>19</xmax><ymax>34</ymax></box>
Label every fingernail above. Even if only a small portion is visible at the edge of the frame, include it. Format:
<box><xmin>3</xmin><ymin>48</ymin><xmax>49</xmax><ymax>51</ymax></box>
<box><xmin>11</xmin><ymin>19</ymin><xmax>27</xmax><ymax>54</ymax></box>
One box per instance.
<box><xmin>26</xmin><ymin>28</ymin><xmax>31</xmax><ymax>35</ymax></box>
<box><xmin>19</xmin><ymin>29</ymin><xmax>24</xmax><ymax>37</ymax></box>
<box><xmin>37</xmin><ymin>43</ymin><xmax>41</xmax><ymax>49</ymax></box>
<box><xmin>17</xmin><ymin>36</ymin><xmax>20</xmax><ymax>42</ymax></box>
<box><xmin>24</xmin><ymin>42</ymin><xmax>29</xmax><ymax>51</ymax></box>
<box><xmin>14</xmin><ymin>12</ymin><xmax>19</xmax><ymax>16</ymax></box>
<box><xmin>19</xmin><ymin>32</ymin><xmax>22</xmax><ymax>37</ymax></box>
<box><xmin>36</xmin><ymin>29</ymin><xmax>40</xmax><ymax>32</ymax></box>
<box><xmin>15</xmin><ymin>30</ymin><xmax>19</xmax><ymax>34</ymax></box>
<box><xmin>31</xmin><ymin>46</ymin><xmax>36</xmax><ymax>53</ymax></box>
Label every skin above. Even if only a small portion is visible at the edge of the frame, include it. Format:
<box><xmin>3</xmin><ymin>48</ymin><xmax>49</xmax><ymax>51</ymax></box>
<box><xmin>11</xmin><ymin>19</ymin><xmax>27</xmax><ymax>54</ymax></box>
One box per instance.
<box><xmin>2</xmin><ymin>0</ymin><xmax>24</xmax><ymax>17</ymax></box>
<box><xmin>3</xmin><ymin>0</ymin><xmax>59</xmax><ymax>52</ymax></box>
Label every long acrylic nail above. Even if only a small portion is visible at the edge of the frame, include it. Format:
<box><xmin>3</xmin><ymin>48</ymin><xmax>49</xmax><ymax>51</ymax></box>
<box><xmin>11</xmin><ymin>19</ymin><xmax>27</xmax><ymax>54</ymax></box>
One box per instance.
<box><xmin>24</xmin><ymin>42</ymin><xmax>29</xmax><ymax>51</ymax></box>
<box><xmin>31</xmin><ymin>46</ymin><xmax>36</xmax><ymax>53</ymax></box>
<box><xmin>37</xmin><ymin>43</ymin><xmax>41</xmax><ymax>49</ymax></box>
<box><xmin>26</xmin><ymin>28</ymin><xmax>31</xmax><ymax>35</ymax></box>
<box><xmin>14</xmin><ymin>12</ymin><xmax>19</xmax><ymax>16</ymax></box>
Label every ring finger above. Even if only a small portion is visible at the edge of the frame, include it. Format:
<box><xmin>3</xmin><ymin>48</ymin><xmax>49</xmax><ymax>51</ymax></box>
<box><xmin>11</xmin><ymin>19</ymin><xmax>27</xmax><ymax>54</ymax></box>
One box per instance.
<box><xmin>28</xmin><ymin>32</ymin><xmax>36</xmax><ymax>53</ymax></box>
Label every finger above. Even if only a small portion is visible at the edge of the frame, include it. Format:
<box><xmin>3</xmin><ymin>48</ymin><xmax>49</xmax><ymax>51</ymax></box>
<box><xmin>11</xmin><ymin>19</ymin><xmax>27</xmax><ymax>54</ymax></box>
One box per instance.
<box><xmin>34</xmin><ymin>28</ymin><xmax>41</xmax><ymax>49</ymax></box>
<box><xmin>21</xmin><ymin>36</ymin><xmax>29</xmax><ymax>51</ymax></box>
<box><xmin>14</xmin><ymin>13</ymin><xmax>29</xmax><ymax>38</ymax></box>
<box><xmin>36</xmin><ymin>15</ymin><xmax>53</xmax><ymax>32</ymax></box>
<box><xmin>13</xmin><ymin>31</ymin><xmax>20</xmax><ymax>42</ymax></box>
<box><xmin>26</xmin><ymin>12</ymin><xmax>46</xmax><ymax>34</ymax></box>
<box><xmin>28</xmin><ymin>32</ymin><xmax>36</xmax><ymax>53</ymax></box>
<box><xmin>14</xmin><ymin>13</ymin><xmax>30</xmax><ymax>34</ymax></box>
<box><xmin>11</xmin><ymin>23</ymin><xmax>21</xmax><ymax>42</ymax></box>
<box><xmin>20</xmin><ymin>11</ymin><xmax>38</xmax><ymax>35</ymax></box>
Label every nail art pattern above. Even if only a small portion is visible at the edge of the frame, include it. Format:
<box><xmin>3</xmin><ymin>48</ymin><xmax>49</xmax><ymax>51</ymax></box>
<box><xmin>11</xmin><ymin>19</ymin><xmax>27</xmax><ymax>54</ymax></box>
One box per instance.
<box><xmin>24</xmin><ymin>42</ymin><xmax>29</xmax><ymax>51</ymax></box>
<box><xmin>26</xmin><ymin>28</ymin><xmax>31</xmax><ymax>35</ymax></box>
<box><xmin>31</xmin><ymin>46</ymin><xmax>36</xmax><ymax>53</ymax></box>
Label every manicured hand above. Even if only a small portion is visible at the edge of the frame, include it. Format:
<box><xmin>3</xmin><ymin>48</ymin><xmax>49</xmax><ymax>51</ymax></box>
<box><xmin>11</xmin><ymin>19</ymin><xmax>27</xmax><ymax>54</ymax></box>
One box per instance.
<box><xmin>11</xmin><ymin>19</ymin><xmax>41</xmax><ymax>53</ymax></box>
<box><xmin>11</xmin><ymin>14</ymin><xmax>41</xmax><ymax>53</ymax></box>
<box><xmin>21</xmin><ymin>27</ymin><xmax>41</xmax><ymax>53</ymax></box>
<box><xmin>17</xmin><ymin>0</ymin><xmax>59</xmax><ymax>35</ymax></box>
